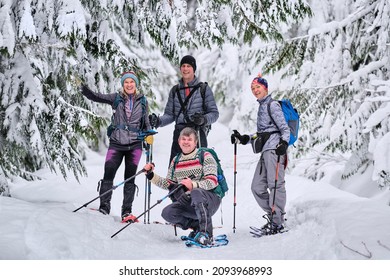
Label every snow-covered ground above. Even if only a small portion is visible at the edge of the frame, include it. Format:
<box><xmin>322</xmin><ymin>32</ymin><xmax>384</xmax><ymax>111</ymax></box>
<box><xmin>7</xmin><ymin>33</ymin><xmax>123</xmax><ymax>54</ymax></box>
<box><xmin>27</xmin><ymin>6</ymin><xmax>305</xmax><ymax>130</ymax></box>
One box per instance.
<box><xmin>1</xmin><ymin>123</ymin><xmax>389</xmax><ymax>278</ymax></box>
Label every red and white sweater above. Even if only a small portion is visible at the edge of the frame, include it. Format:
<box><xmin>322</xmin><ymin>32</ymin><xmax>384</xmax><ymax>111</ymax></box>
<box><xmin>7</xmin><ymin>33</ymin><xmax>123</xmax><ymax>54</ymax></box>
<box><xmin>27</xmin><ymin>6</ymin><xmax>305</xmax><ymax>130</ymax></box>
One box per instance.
<box><xmin>151</xmin><ymin>148</ymin><xmax>218</xmax><ymax>191</ymax></box>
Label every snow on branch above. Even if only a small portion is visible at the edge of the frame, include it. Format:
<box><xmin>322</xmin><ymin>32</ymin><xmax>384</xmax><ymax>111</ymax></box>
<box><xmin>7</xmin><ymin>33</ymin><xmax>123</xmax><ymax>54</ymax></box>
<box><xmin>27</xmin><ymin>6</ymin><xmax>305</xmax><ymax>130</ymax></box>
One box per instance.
<box><xmin>57</xmin><ymin>97</ymin><xmax>102</xmax><ymax>119</ymax></box>
<box><xmin>308</xmin><ymin>3</ymin><xmax>376</xmax><ymax>37</ymax></box>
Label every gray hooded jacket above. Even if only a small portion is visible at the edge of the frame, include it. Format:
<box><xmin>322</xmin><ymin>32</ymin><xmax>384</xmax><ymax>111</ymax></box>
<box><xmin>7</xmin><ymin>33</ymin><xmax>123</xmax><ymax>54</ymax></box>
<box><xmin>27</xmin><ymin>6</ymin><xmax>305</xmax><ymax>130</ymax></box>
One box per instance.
<box><xmin>254</xmin><ymin>95</ymin><xmax>290</xmax><ymax>152</ymax></box>
<box><xmin>81</xmin><ymin>85</ymin><xmax>151</xmax><ymax>149</ymax></box>
<box><xmin>159</xmin><ymin>76</ymin><xmax>219</xmax><ymax>127</ymax></box>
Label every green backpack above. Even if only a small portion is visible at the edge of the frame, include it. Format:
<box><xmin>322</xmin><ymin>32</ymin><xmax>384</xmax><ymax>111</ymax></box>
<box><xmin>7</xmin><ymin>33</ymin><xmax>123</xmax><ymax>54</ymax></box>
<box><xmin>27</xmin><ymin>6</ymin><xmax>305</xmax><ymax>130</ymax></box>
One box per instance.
<box><xmin>171</xmin><ymin>147</ymin><xmax>228</xmax><ymax>198</ymax></box>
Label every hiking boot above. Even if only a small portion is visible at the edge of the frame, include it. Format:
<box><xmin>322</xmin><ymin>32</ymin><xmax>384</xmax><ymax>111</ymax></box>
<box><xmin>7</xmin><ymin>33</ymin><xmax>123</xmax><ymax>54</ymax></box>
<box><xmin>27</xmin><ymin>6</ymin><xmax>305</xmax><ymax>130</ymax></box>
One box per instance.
<box><xmin>269</xmin><ymin>223</ymin><xmax>284</xmax><ymax>234</ymax></box>
<box><xmin>258</xmin><ymin>223</ymin><xmax>284</xmax><ymax>236</ymax></box>
<box><xmin>188</xmin><ymin>229</ymin><xmax>199</xmax><ymax>239</ymax></box>
<box><xmin>121</xmin><ymin>183</ymin><xmax>138</xmax><ymax>216</ymax></box>
<box><xmin>259</xmin><ymin>214</ymin><xmax>272</xmax><ymax>230</ymax></box>
<box><xmin>254</xmin><ymin>214</ymin><xmax>284</xmax><ymax>236</ymax></box>
<box><xmin>98</xmin><ymin>180</ymin><xmax>113</xmax><ymax>215</ymax></box>
<box><xmin>99</xmin><ymin>208</ymin><xmax>109</xmax><ymax>215</ymax></box>
<box><xmin>194</xmin><ymin>202</ymin><xmax>213</xmax><ymax>239</ymax></box>
<box><xmin>194</xmin><ymin>232</ymin><xmax>213</xmax><ymax>246</ymax></box>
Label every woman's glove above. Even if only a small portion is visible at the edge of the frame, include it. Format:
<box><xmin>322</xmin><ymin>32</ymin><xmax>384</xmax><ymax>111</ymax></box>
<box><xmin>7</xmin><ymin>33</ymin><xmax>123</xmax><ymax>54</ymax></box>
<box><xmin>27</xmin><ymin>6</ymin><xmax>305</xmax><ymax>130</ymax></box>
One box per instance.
<box><xmin>275</xmin><ymin>140</ymin><xmax>288</xmax><ymax>156</ymax></box>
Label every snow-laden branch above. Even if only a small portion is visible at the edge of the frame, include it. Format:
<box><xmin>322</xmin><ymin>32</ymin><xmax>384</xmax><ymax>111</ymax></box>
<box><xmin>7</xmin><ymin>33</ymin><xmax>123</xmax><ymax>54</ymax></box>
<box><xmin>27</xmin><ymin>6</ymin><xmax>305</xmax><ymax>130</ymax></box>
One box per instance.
<box><xmin>308</xmin><ymin>3</ymin><xmax>376</xmax><ymax>37</ymax></box>
<box><xmin>57</xmin><ymin>97</ymin><xmax>103</xmax><ymax>119</ymax></box>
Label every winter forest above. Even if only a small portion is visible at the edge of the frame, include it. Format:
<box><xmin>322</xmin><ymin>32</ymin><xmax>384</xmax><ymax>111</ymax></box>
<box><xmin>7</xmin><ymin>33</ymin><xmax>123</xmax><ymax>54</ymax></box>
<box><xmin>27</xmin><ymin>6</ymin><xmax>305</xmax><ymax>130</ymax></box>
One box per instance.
<box><xmin>1</xmin><ymin>0</ymin><xmax>390</xmax><ymax>266</ymax></box>
<box><xmin>1</xmin><ymin>0</ymin><xmax>389</xmax><ymax>202</ymax></box>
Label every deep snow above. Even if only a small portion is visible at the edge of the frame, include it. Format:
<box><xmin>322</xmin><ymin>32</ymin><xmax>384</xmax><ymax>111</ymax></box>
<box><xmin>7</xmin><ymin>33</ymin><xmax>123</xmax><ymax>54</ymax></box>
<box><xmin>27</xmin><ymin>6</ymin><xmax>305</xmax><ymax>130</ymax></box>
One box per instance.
<box><xmin>1</xmin><ymin>122</ymin><xmax>390</xmax><ymax>279</ymax></box>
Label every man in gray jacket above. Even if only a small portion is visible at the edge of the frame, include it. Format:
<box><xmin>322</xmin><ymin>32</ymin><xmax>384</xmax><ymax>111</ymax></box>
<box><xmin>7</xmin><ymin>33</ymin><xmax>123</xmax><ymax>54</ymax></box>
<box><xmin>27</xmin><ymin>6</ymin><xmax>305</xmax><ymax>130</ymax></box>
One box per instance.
<box><xmin>231</xmin><ymin>74</ymin><xmax>289</xmax><ymax>235</ymax></box>
<box><xmin>149</xmin><ymin>55</ymin><xmax>219</xmax><ymax>162</ymax></box>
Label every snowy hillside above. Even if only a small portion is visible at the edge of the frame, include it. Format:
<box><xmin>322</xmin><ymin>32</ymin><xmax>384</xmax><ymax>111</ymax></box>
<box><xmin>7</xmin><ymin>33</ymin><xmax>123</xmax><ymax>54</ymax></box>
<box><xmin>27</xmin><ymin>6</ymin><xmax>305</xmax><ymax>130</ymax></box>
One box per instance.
<box><xmin>2</xmin><ymin>122</ymin><xmax>390</xmax><ymax>261</ymax></box>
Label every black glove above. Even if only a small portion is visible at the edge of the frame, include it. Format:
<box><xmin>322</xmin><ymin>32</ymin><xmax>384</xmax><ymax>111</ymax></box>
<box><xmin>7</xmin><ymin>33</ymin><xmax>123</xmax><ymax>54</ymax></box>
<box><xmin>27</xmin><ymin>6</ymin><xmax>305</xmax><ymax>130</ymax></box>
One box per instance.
<box><xmin>230</xmin><ymin>130</ymin><xmax>250</xmax><ymax>145</ymax></box>
<box><xmin>149</xmin><ymin>113</ymin><xmax>161</xmax><ymax>128</ymax></box>
<box><xmin>275</xmin><ymin>140</ymin><xmax>288</xmax><ymax>156</ymax></box>
<box><xmin>190</xmin><ymin>112</ymin><xmax>205</xmax><ymax>126</ymax></box>
<box><xmin>168</xmin><ymin>184</ymin><xmax>186</xmax><ymax>202</ymax></box>
<box><xmin>177</xmin><ymin>192</ymin><xmax>191</xmax><ymax>205</ymax></box>
<box><xmin>81</xmin><ymin>84</ymin><xmax>91</xmax><ymax>96</ymax></box>
<box><xmin>146</xmin><ymin>171</ymin><xmax>154</xmax><ymax>180</ymax></box>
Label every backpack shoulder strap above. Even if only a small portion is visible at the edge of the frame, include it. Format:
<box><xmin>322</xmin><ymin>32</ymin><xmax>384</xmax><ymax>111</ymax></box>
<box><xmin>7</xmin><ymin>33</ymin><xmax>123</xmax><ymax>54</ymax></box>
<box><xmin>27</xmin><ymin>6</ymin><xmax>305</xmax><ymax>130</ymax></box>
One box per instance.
<box><xmin>170</xmin><ymin>153</ymin><xmax>182</xmax><ymax>180</ymax></box>
<box><xmin>199</xmin><ymin>82</ymin><xmax>208</xmax><ymax>112</ymax></box>
<box><xmin>113</xmin><ymin>93</ymin><xmax>124</xmax><ymax>109</ymax></box>
<box><xmin>196</xmin><ymin>148</ymin><xmax>206</xmax><ymax>179</ymax></box>
<box><xmin>267</xmin><ymin>99</ymin><xmax>278</xmax><ymax>126</ymax></box>
<box><xmin>176</xmin><ymin>83</ymin><xmax>202</xmax><ymax>120</ymax></box>
<box><xmin>170</xmin><ymin>85</ymin><xmax>179</xmax><ymax>116</ymax></box>
<box><xmin>140</xmin><ymin>95</ymin><xmax>147</xmax><ymax>115</ymax></box>
<box><xmin>171</xmin><ymin>84</ymin><xmax>179</xmax><ymax>99</ymax></box>
<box><xmin>197</xmin><ymin>147</ymin><xmax>206</xmax><ymax>165</ymax></box>
<box><xmin>139</xmin><ymin>95</ymin><xmax>147</xmax><ymax>129</ymax></box>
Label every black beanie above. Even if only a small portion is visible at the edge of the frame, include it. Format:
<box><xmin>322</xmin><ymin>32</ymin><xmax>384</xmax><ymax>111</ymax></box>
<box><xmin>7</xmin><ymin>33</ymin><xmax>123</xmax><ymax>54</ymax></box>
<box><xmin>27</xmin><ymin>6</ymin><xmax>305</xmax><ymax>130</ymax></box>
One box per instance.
<box><xmin>180</xmin><ymin>55</ymin><xmax>197</xmax><ymax>71</ymax></box>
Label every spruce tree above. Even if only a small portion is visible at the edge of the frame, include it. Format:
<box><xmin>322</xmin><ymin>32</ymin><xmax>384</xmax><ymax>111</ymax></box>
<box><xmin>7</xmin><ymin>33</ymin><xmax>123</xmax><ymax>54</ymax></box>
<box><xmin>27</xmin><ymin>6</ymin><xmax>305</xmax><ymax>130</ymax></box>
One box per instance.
<box><xmin>246</xmin><ymin>0</ymin><xmax>390</xmax><ymax>189</ymax></box>
<box><xmin>0</xmin><ymin>0</ymin><xmax>312</xmax><ymax>195</ymax></box>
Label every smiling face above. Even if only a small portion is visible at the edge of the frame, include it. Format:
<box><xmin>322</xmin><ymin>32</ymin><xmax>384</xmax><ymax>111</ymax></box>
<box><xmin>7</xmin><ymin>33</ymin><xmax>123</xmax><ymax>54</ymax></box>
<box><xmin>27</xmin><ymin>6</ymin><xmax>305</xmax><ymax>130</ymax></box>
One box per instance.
<box><xmin>178</xmin><ymin>132</ymin><xmax>198</xmax><ymax>154</ymax></box>
<box><xmin>123</xmin><ymin>78</ymin><xmax>136</xmax><ymax>95</ymax></box>
<box><xmin>251</xmin><ymin>83</ymin><xmax>268</xmax><ymax>99</ymax></box>
<box><xmin>180</xmin><ymin>64</ymin><xmax>195</xmax><ymax>84</ymax></box>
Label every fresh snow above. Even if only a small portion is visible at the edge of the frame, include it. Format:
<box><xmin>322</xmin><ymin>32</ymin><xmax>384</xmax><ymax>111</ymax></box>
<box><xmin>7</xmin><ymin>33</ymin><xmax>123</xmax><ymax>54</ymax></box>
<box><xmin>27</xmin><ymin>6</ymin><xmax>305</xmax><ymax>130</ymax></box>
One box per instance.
<box><xmin>1</xmin><ymin>122</ymin><xmax>390</xmax><ymax>261</ymax></box>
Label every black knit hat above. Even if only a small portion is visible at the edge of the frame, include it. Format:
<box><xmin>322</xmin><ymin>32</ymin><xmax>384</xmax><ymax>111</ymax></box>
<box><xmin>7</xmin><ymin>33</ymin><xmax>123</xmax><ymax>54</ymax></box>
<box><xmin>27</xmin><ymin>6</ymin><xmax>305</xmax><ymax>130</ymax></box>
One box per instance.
<box><xmin>180</xmin><ymin>55</ymin><xmax>197</xmax><ymax>71</ymax></box>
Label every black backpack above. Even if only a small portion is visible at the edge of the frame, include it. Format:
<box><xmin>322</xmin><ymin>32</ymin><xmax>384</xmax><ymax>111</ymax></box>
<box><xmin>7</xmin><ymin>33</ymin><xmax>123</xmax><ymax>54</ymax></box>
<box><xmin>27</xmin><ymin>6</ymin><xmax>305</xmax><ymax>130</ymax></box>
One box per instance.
<box><xmin>171</xmin><ymin>82</ymin><xmax>211</xmax><ymax>132</ymax></box>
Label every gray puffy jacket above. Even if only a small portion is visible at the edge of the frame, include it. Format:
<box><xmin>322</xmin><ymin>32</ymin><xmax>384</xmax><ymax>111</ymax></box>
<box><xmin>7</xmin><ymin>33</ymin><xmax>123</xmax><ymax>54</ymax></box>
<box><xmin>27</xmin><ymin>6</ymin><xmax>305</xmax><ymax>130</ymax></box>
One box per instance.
<box><xmin>254</xmin><ymin>95</ymin><xmax>290</xmax><ymax>152</ymax></box>
<box><xmin>81</xmin><ymin>85</ymin><xmax>151</xmax><ymax>148</ymax></box>
<box><xmin>159</xmin><ymin>76</ymin><xmax>219</xmax><ymax>127</ymax></box>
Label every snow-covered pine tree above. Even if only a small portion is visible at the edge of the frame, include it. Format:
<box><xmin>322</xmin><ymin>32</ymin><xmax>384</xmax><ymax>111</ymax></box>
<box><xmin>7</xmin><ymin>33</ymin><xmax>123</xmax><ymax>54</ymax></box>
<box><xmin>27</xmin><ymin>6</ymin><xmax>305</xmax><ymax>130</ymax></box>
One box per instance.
<box><xmin>0</xmin><ymin>0</ymin><xmax>168</xmax><ymax>195</ymax></box>
<box><xmin>249</xmin><ymin>0</ymin><xmax>390</xmax><ymax>190</ymax></box>
<box><xmin>0</xmin><ymin>0</ymin><xmax>313</xmax><ymax>195</ymax></box>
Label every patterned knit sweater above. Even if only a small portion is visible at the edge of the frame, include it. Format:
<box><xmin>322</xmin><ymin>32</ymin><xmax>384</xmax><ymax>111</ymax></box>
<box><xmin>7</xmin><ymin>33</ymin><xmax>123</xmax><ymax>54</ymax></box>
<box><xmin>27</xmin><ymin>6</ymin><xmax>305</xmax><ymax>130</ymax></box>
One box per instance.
<box><xmin>151</xmin><ymin>148</ymin><xmax>218</xmax><ymax>191</ymax></box>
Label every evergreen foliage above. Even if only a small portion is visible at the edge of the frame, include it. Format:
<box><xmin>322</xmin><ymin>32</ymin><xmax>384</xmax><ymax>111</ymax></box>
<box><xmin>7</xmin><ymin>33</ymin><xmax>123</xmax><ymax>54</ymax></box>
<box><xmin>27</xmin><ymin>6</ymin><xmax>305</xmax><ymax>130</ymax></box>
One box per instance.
<box><xmin>0</xmin><ymin>0</ymin><xmax>311</xmax><ymax>195</ymax></box>
<box><xmin>0</xmin><ymin>0</ymin><xmax>141</xmax><ymax>187</ymax></box>
<box><xmin>251</xmin><ymin>0</ymin><xmax>390</xmax><ymax>188</ymax></box>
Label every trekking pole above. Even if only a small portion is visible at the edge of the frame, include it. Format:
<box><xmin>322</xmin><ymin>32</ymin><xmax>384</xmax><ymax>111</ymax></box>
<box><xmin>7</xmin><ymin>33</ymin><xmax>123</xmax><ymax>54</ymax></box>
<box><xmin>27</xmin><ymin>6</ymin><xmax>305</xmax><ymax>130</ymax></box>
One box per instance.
<box><xmin>111</xmin><ymin>177</ymin><xmax>193</xmax><ymax>238</ymax></box>
<box><xmin>73</xmin><ymin>169</ymin><xmax>146</xmax><ymax>213</ymax></box>
<box><xmin>143</xmin><ymin>144</ymin><xmax>150</xmax><ymax>224</ymax></box>
<box><xmin>147</xmin><ymin>143</ymin><xmax>153</xmax><ymax>224</ymax></box>
<box><xmin>196</xmin><ymin>126</ymin><xmax>202</xmax><ymax>147</ymax></box>
<box><xmin>270</xmin><ymin>155</ymin><xmax>281</xmax><ymax>224</ymax></box>
<box><xmin>233</xmin><ymin>142</ymin><xmax>237</xmax><ymax>233</ymax></box>
<box><xmin>140</xmin><ymin>130</ymin><xmax>157</xmax><ymax>224</ymax></box>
